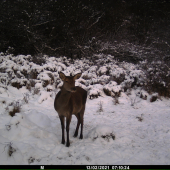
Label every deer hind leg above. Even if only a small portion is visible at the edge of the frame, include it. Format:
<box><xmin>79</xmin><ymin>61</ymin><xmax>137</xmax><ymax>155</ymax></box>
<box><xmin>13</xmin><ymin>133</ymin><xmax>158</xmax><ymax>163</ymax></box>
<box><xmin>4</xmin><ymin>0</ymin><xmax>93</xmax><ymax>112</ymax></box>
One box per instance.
<box><xmin>59</xmin><ymin>116</ymin><xmax>65</xmax><ymax>145</ymax></box>
<box><xmin>73</xmin><ymin>114</ymin><xmax>80</xmax><ymax>138</ymax></box>
<box><xmin>66</xmin><ymin>115</ymin><xmax>72</xmax><ymax>147</ymax></box>
<box><xmin>79</xmin><ymin>107</ymin><xmax>85</xmax><ymax>139</ymax></box>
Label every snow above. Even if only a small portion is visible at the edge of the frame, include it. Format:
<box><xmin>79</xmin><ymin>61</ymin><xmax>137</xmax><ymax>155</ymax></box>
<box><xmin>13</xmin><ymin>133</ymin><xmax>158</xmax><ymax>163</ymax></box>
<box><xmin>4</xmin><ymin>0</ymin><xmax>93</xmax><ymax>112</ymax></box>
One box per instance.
<box><xmin>0</xmin><ymin>54</ymin><xmax>170</xmax><ymax>165</ymax></box>
<box><xmin>38</xmin><ymin>91</ymin><xmax>53</xmax><ymax>104</ymax></box>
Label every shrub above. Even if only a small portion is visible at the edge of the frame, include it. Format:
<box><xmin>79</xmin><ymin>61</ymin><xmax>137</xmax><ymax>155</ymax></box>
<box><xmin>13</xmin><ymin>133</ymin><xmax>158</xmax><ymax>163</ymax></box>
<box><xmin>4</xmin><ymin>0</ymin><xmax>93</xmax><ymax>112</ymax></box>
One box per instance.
<box><xmin>30</xmin><ymin>54</ymin><xmax>46</xmax><ymax>66</ymax></box>
<box><xmin>28</xmin><ymin>157</ymin><xmax>35</xmax><ymax>164</ymax></box>
<box><xmin>42</xmin><ymin>80</ymin><xmax>50</xmax><ymax>88</ymax></box>
<box><xmin>97</xmin><ymin>101</ymin><xmax>103</xmax><ymax>113</ymax></box>
<box><xmin>7</xmin><ymin>101</ymin><xmax>21</xmax><ymax>117</ymax></box>
<box><xmin>29</xmin><ymin>70</ymin><xmax>39</xmax><ymax>79</ymax></box>
<box><xmin>47</xmin><ymin>73</ymin><xmax>54</xmax><ymax>85</ymax></box>
<box><xmin>130</xmin><ymin>92</ymin><xmax>141</xmax><ymax>107</ymax></box>
<box><xmin>101</xmin><ymin>133</ymin><xmax>115</xmax><ymax>141</ymax></box>
<box><xmin>140</xmin><ymin>60</ymin><xmax>170</xmax><ymax>97</ymax></box>
<box><xmin>103</xmin><ymin>81</ymin><xmax>122</xmax><ymax>97</ymax></box>
<box><xmin>110</xmin><ymin>73</ymin><xmax>126</xmax><ymax>85</ymax></box>
<box><xmin>113</xmin><ymin>95</ymin><xmax>119</xmax><ymax>105</ymax></box>
<box><xmin>32</xmin><ymin>88</ymin><xmax>40</xmax><ymax>95</ymax></box>
<box><xmin>136</xmin><ymin>114</ymin><xmax>144</xmax><ymax>122</ymax></box>
<box><xmin>26</xmin><ymin>79</ymin><xmax>36</xmax><ymax>91</ymax></box>
<box><xmin>8</xmin><ymin>143</ymin><xmax>16</xmax><ymax>157</ymax></box>
<box><xmin>140</xmin><ymin>92</ymin><xmax>147</xmax><ymax>100</ymax></box>
<box><xmin>23</xmin><ymin>93</ymin><xmax>29</xmax><ymax>104</ymax></box>
<box><xmin>11</xmin><ymin>79</ymin><xmax>28</xmax><ymax>89</ymax></box>
<box><xmin>3</xmin><ymin>142</ymin><xmax>16</xmax><ymax>157</ymax></box>
<box><xmin>150</xmin><ymin>93</ymin><xmax>158</xmax><ymax>102</ymax></box>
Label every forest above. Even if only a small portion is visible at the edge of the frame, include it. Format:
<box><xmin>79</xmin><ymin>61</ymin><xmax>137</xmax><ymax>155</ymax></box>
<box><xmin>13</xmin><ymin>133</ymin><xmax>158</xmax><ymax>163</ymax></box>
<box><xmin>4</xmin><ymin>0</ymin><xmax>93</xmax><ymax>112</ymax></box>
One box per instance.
<box><xmin>0</xmin><ymin>0</ymin><xmax>170</xmax><ymax>62</ymax></box>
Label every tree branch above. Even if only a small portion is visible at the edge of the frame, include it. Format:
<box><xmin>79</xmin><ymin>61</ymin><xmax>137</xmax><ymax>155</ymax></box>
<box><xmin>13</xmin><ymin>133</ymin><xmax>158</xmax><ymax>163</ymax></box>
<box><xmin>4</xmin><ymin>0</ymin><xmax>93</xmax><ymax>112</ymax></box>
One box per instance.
<box><xmin>87</xmin><ymin>13</ymin><xmax>104</xmax><ymax>30</ymax></box>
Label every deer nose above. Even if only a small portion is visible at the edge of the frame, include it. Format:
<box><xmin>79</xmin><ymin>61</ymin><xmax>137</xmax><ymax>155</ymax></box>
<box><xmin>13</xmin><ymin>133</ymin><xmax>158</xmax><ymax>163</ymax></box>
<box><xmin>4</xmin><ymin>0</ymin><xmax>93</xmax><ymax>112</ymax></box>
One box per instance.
<box><xmin>71</xmin><ymin>87</ymin><xmax>76</xmax><ymax>92</ymax></box>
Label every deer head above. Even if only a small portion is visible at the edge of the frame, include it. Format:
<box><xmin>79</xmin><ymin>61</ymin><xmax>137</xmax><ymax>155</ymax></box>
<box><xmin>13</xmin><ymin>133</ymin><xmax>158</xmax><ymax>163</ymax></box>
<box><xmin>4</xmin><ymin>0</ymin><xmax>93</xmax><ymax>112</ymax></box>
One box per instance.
<box><xmin>59</xmin><ymin>72</ymin><xmax>82</xmax><ymax>92</ymax></box>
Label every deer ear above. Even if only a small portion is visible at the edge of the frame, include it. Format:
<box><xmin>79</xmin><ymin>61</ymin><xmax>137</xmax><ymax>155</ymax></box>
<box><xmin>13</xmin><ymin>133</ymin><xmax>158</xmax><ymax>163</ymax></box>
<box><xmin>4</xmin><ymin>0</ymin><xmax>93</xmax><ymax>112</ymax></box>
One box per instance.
<box><xmin>74</xmin><ymin>73</ymin><xmax>82</xmax><ymax>80</ymax></box>
<box><xmin>59</xmin><ymin>72</ymin><xmax>65</xmax><ymax>81</ymax></box>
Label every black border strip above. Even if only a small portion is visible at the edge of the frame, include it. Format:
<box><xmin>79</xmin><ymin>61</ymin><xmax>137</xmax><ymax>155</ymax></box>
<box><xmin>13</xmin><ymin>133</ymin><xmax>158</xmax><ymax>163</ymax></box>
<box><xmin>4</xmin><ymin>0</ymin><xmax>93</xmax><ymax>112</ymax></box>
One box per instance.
<box><xmin>0</xmin><ymin>165</ymin><xmax>169</xmax><ymax>169</ymax></box>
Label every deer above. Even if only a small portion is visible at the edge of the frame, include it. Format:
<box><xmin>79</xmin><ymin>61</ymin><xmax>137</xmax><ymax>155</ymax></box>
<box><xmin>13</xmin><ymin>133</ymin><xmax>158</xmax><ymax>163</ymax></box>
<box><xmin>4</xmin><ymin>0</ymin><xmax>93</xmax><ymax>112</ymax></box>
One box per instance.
<box><xmin>54</xmin><ymin>72</ymin><xmax>87</xmax><ymax>147</ymax></box>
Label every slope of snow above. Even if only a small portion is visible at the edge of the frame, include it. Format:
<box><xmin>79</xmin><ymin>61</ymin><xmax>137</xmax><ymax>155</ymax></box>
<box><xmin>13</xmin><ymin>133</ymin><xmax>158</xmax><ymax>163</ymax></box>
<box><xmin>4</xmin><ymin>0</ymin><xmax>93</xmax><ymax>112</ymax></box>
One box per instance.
<box><xmin>0</xmin><ymin>54</ymin><xmax>170</xmax><ymax>165</ymax></box>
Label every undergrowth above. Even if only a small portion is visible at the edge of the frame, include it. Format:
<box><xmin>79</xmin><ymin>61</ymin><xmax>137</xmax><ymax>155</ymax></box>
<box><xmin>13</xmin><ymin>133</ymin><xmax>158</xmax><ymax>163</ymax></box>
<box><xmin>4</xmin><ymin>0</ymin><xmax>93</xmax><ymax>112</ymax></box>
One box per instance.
<box><xmin>6</xmin><ymin>101</ymin><xmax>21</xmax><ymax>117</ymax></box>
<box><xmin>0</xmin><ymin>54</ymin><xmax>169</xmax><ymax>99</ymax></box>
<box><xmin>140</xmin><ymin>60</ymin><xmax>170</xmax><ymax>97</ymax></box>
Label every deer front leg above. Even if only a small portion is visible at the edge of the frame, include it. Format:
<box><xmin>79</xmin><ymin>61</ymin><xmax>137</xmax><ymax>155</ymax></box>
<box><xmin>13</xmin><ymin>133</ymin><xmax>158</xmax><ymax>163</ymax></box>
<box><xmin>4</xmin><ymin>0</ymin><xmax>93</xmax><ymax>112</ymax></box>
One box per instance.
<box><xmin>66</xmin><ymin>115</ymin><xmax>72</xmax><ymax>147</ymax></box>
<box><xmin>59</xmin><ymin>116</ymin><xmax>65</xmax><ymax>144</ymax></box>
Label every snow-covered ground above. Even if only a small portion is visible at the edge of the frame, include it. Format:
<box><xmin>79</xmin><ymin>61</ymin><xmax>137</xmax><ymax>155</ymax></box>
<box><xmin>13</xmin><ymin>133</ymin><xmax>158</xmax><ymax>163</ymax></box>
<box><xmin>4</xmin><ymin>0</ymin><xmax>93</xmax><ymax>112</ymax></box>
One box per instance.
<box><xmin>0</xmin><ymin>54</ymin><xmax>170</xmax><ymax>165</ymax></box>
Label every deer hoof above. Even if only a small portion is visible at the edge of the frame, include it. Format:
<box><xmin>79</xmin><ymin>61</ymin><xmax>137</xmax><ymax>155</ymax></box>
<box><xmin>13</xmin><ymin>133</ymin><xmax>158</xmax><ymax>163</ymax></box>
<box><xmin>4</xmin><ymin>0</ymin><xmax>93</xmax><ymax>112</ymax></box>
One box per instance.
<box><xmin>73</xmin><ymin>133</ymin><xmax>78</xmax><ymax>138</ymax></box>
<box><xmin>66</xmin><ymin>142</ymin><xmax>70</xmax><ymax>147</ymax></box>
<box><xmin>61</xmin><ymin>140</ymin><xmax>65</xmax><ymax>145</ymax></box>
<box><xmin>79</xmin><ymin>135</ymin><xmax>83</xmax><ymax>139</ymax></box>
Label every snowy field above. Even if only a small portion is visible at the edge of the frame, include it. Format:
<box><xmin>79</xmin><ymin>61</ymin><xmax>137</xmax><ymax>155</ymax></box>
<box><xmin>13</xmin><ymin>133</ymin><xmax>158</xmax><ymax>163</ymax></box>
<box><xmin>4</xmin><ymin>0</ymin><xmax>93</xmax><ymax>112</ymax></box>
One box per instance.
<box><xmin>0</xmin><ymin>54</ymin><xmax>170</xmax><ymax>165</ymax></box>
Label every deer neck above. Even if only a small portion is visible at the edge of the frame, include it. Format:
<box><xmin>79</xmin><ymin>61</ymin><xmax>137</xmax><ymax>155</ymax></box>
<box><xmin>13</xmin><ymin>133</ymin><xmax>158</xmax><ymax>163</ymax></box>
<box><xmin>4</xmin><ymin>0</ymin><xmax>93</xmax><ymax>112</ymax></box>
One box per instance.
<box><xmin>59</xmin><ymin>86</ymin><xmax>72</xmax><ymax>105</ymax></box>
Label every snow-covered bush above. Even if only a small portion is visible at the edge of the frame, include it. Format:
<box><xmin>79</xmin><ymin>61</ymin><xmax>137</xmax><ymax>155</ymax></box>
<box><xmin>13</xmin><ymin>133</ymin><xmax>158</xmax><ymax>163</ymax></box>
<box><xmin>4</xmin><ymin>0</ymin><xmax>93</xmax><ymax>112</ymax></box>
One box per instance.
<box><xmin>97</xmin><ymin>66</ymin><xmax>109</xmax><ymax>76</ymax></box>
<box><xmin>103</xmin><ymin>81</ymin><xmax>122</xmax><ymax>97</ymax></box>
<box><xmin>139</xmin><ymin>90</ymin><xmax>148</xmax><ymax>100</ymax></box>
<box><xmin>37</xmin><ymin>71</ymin><xmax>54</xmax><ymax>88</ymax></box>
<box><xmin>26</xmin><ymin>80</ymin><xmax>36</xmax><ymax>91</ymax></box>
<box><xmin>140</xmin><ymin>60</ymin><xmax>170</xmax><ymax>97</ymax></box>
<box><xmin>150</xmin><ymin>93</ymin><xmax>158</xmax><ymax>102</ymax></box>
<box><xmin>88</xmin><ymin>125</ymin><xmax>115</xmax><ymax>142</ymax></box>
<box><xmin>0</xmin><ymin>53</ymin><xmax>169</xmax><ymax>99</ymax></box>
<box><xmin>109</xmin><ymin>65</ymin><xmax>126</xmax><ymax>84</ymax></box>
<box><xmin>11</xmin><ymin>78</ymin><xmax>28</xmax><ymax>89</ymax></box>
<box><xmin>88</xmin><ymin>84</ymin><xmax>104</xmax><ymax>99</ymax></box>
<box><xmin>32</xmin><ymin>88</ymin><xmax>40</xmax><ymax>95</ymax></box>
